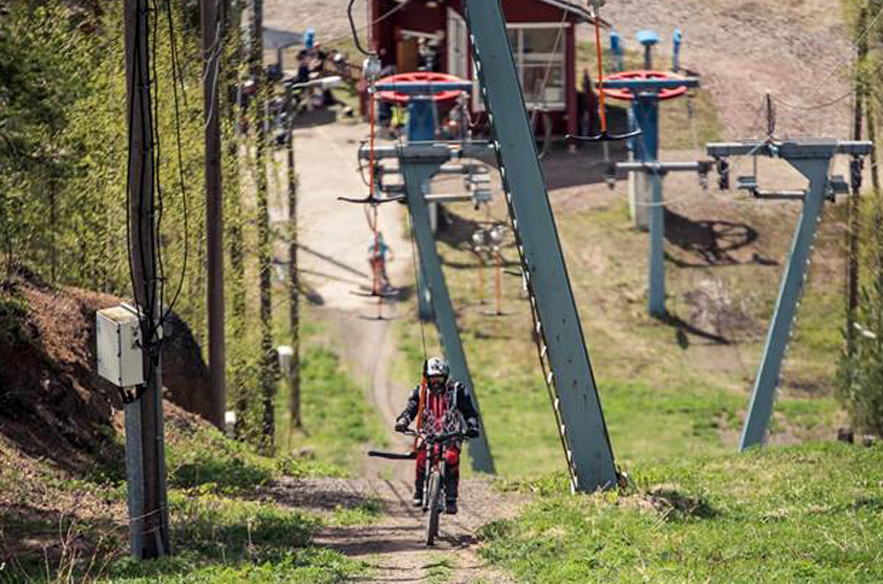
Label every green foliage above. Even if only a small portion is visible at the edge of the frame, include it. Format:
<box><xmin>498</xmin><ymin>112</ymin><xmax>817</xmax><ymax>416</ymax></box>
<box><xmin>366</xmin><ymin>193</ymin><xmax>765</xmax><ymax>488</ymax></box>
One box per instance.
<box><xmin>99</xmin><ymin>548</ymin><xmax>364</xmax><ymax>584</ymax></box>
<box><xmin>324</xmin><ymin>499</ymin><xmax>383</xmax><ymax>527</ymax></box>
<box><xmin>103</xmin><ymin>548</ymin><xmax>363</xmax><ymax>584</ymax></box>
<box><xmin>0</xmin><ymin>289</ymin><xmax>30</xmax><ymax>346</ymax></box>
<box><xmin>166</xmin><ymin>419</ymin><xmax>277</xmax><ymax>493</ymax></box>
<box><xmin>838</xmin><ymin>203</ymin><xmax>883</xmax><ymax>436</ymax></box>
<box><xmin>480</xmin><ymin>442</ymin><xmax>883</xmax><ymax>583</ymax></box>
<box><xmin>0</xmin><ymin>0</ymin><xmax>209</xmax><ymax>323</ymax></box>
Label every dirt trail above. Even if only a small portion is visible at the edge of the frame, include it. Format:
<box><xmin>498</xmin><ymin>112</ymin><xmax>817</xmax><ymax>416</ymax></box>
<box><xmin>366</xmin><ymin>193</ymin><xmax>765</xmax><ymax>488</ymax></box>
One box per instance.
<box><xmin>265</xmin><ymin>476</ymin><xmax>517</xmax><ymax>583</ymax></box>
<box><xmin>288</xmin><ymin>119</ymin><xmax>517</xmax><ymax>582</ymax></box>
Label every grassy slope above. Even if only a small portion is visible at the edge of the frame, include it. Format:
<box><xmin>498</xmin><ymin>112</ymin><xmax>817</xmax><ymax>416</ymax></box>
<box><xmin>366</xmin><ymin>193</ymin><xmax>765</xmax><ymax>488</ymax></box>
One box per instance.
<box><xmin>1</xmin><ymin>319</ymin><xmax>381</xmax><ymax>583</ymax></box>
<box><xmin>480</xmin><ymin>442</ymin><xmax>883</xmax><ymax>583</ymax></box>
<box><xmin>1</xmin><ymin>413</ymin><xmax>372</xmax><ymax>584</ymax></box>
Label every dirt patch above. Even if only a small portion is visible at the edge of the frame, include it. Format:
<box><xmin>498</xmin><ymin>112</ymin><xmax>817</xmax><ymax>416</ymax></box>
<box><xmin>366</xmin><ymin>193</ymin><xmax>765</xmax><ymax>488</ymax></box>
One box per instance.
<box><xmin>263</xmin><ymin>477</ymin><xmax>519</xmax><ymax>584</ymax></box>
<box><xmin>621</xmin><ymin>483</ymin><xmax>718</xmax><ymax>521</ymax></box>
<box><xmin>684</xmin><ymin>277</ymin><xmax>758</xmax><ymax>340</ymax></box>
<box><xmin>0</xmin><ymin>267</ymin><xmax>213</xmax><ymax>475</ymax></box>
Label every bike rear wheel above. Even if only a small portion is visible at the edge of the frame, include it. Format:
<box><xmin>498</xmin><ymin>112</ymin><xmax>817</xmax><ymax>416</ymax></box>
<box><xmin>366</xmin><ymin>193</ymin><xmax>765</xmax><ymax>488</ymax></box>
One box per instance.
<box><xmin>425</xmin><ymin>472</ymin><xmax>441</xmax><ymax>546</ymax></box>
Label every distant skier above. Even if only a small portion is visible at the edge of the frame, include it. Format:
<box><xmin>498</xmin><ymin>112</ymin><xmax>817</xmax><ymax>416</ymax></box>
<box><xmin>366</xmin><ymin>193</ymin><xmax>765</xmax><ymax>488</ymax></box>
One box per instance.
<box><xmin>395</xmin><ymin>356</ymin><xmax>481</xmax><ymax>515</ymax></box>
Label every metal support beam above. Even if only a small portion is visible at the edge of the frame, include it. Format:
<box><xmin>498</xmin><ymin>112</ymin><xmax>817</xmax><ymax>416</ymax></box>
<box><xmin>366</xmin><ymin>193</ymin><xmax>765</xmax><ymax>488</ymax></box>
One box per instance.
<box><xmin>463</xmin><ymin>0</ymin><xmax>617</xmax><ymax>491</ymax></box>
<box><xmin>648</xmin><ymin>171</ymin><xmax>665</xmax><ymax>316</ymax></box>
<box><xmin>740</xmin><ymin>158</ymin><xmax>829</xmax><ymax>450</ymax></box>
<box><xmin>400</xmin><ymin>157</ymin><xmax>495</xmax><ymax>474</ymax></box>
<box><xmin>604</xmin><ymin>74</ymin><xmax>698</xmax><ymax>316</ymax></box>
<box><xmin>616</xmin><ymin>160</ymin><xmax>712</xmax><ymax>317</ymax></box>
<box><xmin>706</xmin><ymin>139</ymin><xmax>872</xmax><ymax>449</ymax></box>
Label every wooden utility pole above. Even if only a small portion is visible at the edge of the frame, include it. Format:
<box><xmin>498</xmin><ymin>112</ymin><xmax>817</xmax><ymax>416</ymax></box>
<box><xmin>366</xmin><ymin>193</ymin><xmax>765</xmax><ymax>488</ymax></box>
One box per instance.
<box><xmin>203</xmin><ymin>0</ymin><xmax>226</xmax><ymax>430</ymax></box>
<box><xmin>251</xmin><ymin>0</ymin><xmax>276</xmax><ymax>455</ymax></box>
<box><xmin>847</xmin><ymin>4</ymin><xmax>869</xmax><ymax>359</ymax></box>
<box><xmin>124</xmin><ymin>0</ymin><xmax>170</xmax><ymax>559</ymax></box>
<box><xmin>286</xmin><ymin>112</ymin><xmax>301</xmax><ymax>431</ymax></box>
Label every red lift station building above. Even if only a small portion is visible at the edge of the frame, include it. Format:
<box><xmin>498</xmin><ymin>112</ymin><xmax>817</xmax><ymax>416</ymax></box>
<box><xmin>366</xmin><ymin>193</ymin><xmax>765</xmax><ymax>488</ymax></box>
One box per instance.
<box><xmin>368</xmin><ymin>0</ymin><xmax>602</xmax><ymax>137</ymax></box>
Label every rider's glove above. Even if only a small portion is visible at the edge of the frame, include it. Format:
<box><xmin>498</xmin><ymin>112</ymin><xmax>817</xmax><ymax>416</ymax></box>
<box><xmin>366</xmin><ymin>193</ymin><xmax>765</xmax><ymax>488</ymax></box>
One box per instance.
<box><xmin>395</xmin><ymin>416</ymin><xmax>410</xmax><ymax>433</ymax></box>
<box><xmin>466</xmin><ymin>419</ymin><xmax>480</xmax><ymax>439</ymax></box>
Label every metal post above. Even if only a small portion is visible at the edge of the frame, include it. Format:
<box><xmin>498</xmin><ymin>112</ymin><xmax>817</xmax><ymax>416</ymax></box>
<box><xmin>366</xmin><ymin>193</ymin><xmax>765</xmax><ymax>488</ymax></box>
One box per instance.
<box><xmin>634</xmin><ymin>93</ymin><xmax>663</xmax><ymax>315</ymax></box>
<box><xmin>463</xmin><ymin>0</ymin><xmax>617</xmax><ymax>491</ymax></box>
<box><xmin>648</xmin><ymin>170</ymin><xmax>666</xmax><ymax>316</ymax></box>
<box><xmin>740</xmin><ymin>158</ymin><xmax>830</xmax><ymax>449</ymax></box>
<box><xmin>401</xmin><ymin>158</ymin><xmax>496</xmax><ymax>474</ymax></box>
<box><xmin>604</xmin><ymin>76</ymin><xmax>699</xmax><ymax>316</ymax></box>
<box><xmin>203</xmin><ymin>0</ymin><xmax>226</xmax><ymax>430</ymax></box>
<box><xmin>124</xmin><ymin>0</ymin><xmax>169</xmax><ymax>558</ymax></box>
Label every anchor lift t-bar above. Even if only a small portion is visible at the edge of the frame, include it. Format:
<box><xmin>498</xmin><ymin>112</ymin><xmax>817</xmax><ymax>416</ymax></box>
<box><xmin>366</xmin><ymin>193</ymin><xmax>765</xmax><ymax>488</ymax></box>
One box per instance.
<box><xmin>706</xmin><ymin>139</ymin><xmax>872</xmax><ymax>451</ymax></box>
<box><xmin>462</xmin><ymin>0</ymin><xmax>618</xmax><ymax>491</ymax></box>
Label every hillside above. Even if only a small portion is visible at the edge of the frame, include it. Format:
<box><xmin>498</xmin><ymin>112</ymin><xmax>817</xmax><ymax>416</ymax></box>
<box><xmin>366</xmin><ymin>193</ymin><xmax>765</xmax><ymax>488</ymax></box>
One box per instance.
<box><xmin>4</xmin><ymin>0</ymin><xmax>880</xmax><ymax>582</ymax></box>
<box><xmin>0</xmin><ymin>267</ymin><xmax>213</xmax><ymax>473</ymax></box>
<box><xmin>480</xmin><ymin>441</ymin><xmax>883</xmax><ymax>583</ymax></box>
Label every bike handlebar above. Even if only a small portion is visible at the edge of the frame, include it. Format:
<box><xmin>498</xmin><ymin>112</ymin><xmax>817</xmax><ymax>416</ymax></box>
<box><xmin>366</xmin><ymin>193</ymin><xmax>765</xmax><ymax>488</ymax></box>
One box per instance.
<box><xmin>396</xmin><ymin>428</ymin><xmax>466</xmax><ymax>443</ymax></box>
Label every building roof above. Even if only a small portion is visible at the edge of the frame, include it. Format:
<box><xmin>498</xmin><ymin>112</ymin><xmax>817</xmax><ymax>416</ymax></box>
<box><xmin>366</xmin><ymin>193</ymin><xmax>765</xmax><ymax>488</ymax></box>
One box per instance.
<box><xmin>535</xmin><ymin>0</ymin><xmax>610</xmax><ymax>27</ymax></box>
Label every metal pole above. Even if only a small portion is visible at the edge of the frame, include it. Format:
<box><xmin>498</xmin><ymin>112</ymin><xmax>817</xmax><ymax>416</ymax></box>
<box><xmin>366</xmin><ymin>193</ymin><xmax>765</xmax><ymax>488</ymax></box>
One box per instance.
<box><xmin>124</xmin><ymin>0</ymin><xmax>169</xmax><ymax>558</ymax></box>
<box><xmin>203</xmin><ymin>0</ymin><xmax>226</xmax><ymax>431</ymax></box>
<box><xmin>633</xmin><ymin>93</ymin><xmax>663</xmax><ymax>315</ymax></box>
<box><xmin>401</xmin><ymin>160</ymin><xmax>496</xmax><ymax>475</ymax></box>
<box><xmin>648</xmin><ymin>170</ymin><xmax>666</xmax><ymax>317</ymax></box>
<box><xmin>739</xmin><ymin>158</ymin><xmax>831</xmax><ymax>450</ymax></box>
<box><xmin>463</xmin><ymin>0</ymin><xmax>617</xmax><ymax>491</ymax></box>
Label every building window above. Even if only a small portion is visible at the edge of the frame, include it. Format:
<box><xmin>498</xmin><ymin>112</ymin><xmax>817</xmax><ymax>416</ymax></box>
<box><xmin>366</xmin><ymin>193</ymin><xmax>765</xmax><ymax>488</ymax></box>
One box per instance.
<box><xmin>507</xmin><ymin>25</ymin><xmax>567</xmax><ymax>110</ymax></box>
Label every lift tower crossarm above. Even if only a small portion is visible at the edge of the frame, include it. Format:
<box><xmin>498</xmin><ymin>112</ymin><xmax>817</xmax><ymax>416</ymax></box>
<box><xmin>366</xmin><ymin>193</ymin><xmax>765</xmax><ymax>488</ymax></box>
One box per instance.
<box><xmin>462</xmin><ymin>0</ymin><xmax>617</xmax><ymax>491</ymax></box>
<box><xmin>707</xmin><ymin>140</ymin><xmax>872</xmax><ymax>159</ymax></box>
<box><xmin>707</xmin><ymin>138</ymin><xmax>872</xmax><ymax>450</ymax></box>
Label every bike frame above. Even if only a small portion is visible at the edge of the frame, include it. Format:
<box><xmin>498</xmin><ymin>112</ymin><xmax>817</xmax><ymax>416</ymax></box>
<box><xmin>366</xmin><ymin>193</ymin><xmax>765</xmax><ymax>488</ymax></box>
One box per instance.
<box><xmin>400</xmin><ymin>428</ymin><xmax>464</xmax><ymax>511</ymax></box>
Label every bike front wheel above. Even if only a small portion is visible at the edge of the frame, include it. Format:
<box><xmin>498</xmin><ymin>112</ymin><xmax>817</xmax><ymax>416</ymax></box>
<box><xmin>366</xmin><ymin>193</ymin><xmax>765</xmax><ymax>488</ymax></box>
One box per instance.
<box><xmin>425</xmin><ymin>472</ymin><xmax>441</xmax><ymax>546</ymax></box>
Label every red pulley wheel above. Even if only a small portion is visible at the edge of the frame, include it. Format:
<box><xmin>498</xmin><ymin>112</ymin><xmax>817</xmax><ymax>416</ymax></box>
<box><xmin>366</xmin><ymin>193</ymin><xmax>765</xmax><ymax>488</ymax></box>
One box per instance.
<box><xmin>376</xmin><ymin>72</ymin><xmax>467</xmax><ymax>104</ymax></box>
<box><xmin>601</xmin><ymin>70</ymin><xmax>691</xmax><ymax>102</ymax></box>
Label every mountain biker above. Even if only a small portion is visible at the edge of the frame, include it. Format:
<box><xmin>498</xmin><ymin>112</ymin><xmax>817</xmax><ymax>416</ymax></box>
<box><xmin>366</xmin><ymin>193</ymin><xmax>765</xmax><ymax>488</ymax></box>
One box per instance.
<box><xmin>395</xmin><ymin>356</ymin><xmax>481</xmax><ymax>515</ymax></box>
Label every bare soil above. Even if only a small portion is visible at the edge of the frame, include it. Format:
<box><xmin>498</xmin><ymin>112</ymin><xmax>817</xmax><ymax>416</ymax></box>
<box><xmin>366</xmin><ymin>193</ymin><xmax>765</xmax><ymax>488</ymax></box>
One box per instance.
<box><xmin>264</xmin><ymin>476</ymin><xmax>518</xmax><ymax>583</ymax></box>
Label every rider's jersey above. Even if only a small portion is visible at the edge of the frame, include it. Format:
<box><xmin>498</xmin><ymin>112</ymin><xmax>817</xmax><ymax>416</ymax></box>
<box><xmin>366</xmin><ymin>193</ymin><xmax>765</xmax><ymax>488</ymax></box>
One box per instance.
<box><xmin>399</xmin><ymin>379</ymin><xmax>480</xmax><ymax>435</ymax></box>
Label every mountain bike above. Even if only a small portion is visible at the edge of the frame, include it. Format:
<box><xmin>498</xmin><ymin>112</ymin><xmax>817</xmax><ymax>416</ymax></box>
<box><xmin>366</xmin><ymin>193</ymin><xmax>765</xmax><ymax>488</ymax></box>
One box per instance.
<box><xmin>397</xmin><ymin>427</ymin><xmax>465</xmax><ymax>546</ymax></box>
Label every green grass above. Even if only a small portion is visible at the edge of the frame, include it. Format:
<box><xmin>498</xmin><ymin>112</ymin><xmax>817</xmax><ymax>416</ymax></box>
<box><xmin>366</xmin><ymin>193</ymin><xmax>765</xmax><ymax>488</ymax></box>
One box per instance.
<box><xmin>423</xmin><ymin>555</ymin><xmax>455</xmax><ymax>584</ymax></box>
<box><xmin>325</xmin><ymin>499</ymin><xmax>383</xmax><ymax>527</ymax></box>
<box><xmin>279</xmin><ymin>345</ymin><xmax>388</xmax><ymax>470</ymax></box>
<box><xmin>480</xmin><ymin>442</ymin><xmax>883</xmax><ymax>583</ymax></box>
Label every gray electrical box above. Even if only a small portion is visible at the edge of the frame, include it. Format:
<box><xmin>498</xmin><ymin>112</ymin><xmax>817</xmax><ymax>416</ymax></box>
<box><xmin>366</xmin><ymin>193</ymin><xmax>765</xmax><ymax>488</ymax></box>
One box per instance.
<box><xmin>96</xmin><ymin>305</ymin><xmax>144</xmax><ymax>387</ymax></box>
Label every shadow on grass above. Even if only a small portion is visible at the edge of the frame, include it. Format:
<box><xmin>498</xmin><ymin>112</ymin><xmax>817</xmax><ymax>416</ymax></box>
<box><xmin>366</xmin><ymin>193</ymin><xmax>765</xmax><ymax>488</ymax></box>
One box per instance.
<box><xmin>664</xmin><ymin>209</ymin><xmax>759</xmax><ymax>267</ymax></box>
<box><xmin>657</xmin><ymin>311</ymin><xmax>731</xmax><ymax>346</ymax></box>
